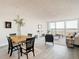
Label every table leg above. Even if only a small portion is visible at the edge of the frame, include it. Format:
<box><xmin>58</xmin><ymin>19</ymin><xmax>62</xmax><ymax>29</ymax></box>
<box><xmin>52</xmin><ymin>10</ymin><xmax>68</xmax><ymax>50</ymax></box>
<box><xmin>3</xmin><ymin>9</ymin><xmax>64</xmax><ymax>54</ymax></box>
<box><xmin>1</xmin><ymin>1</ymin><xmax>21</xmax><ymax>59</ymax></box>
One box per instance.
<box><xmin>18</xmin><ymin>46</ymin><xmax>20</xmax><ymax>59</ymax></box>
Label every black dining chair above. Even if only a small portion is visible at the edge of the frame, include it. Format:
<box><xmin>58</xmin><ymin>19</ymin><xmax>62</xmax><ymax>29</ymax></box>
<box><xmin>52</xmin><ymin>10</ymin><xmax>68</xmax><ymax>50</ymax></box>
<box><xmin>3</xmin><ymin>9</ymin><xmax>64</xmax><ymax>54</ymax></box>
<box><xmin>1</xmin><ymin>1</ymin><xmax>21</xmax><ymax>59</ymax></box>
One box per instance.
<box><xmin>20</xmin><ymin>37</ymin><xmax>35</xmax><ymax>59</ymax></box>
<box><xmin>7</xmin><ymin>37</ymin><xmax>21</xmax><ymax>56</ymax></box>
<box><xmin>45</xmin><ymin>34</ymin><xmax>54</xmax><ymax>45</ymax></box>
<box><xmin>27</xmin><ymin>33</ymin><xmax>32</xmax><ymax>37</ymax></box>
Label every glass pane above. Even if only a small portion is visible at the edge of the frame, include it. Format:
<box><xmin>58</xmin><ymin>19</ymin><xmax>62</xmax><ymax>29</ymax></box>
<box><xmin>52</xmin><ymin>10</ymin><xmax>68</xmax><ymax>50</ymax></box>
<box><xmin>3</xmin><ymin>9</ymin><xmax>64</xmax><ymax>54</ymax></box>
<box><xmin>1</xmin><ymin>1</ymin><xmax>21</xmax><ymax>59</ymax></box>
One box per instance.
<box><xmin>66</xmin><ymin>20</ymin><xmax>78</xmax><ymax>29</ymax></box>
<box><xmin>49</xmin><ymin>23</ymin><xmax>55</xmax><ymax>29</ymax></box>
<box><xmin>56</xmin><ymin>22</ymin><xmax>64</xmax><ymax>29</ymax></box>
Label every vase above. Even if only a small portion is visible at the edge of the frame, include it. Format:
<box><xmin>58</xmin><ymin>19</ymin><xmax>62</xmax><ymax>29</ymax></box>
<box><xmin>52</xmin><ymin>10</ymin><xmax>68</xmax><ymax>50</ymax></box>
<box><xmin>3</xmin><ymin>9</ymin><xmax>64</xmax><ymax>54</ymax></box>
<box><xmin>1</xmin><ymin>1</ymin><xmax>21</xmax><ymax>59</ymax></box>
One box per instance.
<box><xmin>17</xmin><ymin>24</ymin><xmax>21</xmax><ymax>35</ymax></box>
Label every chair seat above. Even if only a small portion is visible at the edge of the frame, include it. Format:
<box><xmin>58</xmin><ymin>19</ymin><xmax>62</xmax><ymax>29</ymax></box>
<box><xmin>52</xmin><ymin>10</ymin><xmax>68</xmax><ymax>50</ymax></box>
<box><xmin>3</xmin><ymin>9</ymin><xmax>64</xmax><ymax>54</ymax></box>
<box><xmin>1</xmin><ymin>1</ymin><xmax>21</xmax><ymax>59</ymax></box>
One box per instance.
<box><xmin>21</xmin><ymin>44</ymin><xmax>32</xmax><ymax>49</ymax></box>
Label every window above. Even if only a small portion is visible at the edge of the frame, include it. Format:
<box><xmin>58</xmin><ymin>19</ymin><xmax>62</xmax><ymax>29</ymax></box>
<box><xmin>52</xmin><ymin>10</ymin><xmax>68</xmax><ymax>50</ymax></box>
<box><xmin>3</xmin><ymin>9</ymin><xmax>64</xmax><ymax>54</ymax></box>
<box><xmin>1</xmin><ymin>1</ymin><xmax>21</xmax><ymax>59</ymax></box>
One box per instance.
<box><xmin>49</xmin><ymin>23</ymin><xmax>55</xmax><ymax>29</ymax></box>
<box><xmin>56</xmin><ymin>22</ymin><xmax>64</xmax><ymax>29</ymax></box>
<box><xmin>66</xmin><ymin>20</ymin><xmax>78</xmax><ymax>29</ymax></box>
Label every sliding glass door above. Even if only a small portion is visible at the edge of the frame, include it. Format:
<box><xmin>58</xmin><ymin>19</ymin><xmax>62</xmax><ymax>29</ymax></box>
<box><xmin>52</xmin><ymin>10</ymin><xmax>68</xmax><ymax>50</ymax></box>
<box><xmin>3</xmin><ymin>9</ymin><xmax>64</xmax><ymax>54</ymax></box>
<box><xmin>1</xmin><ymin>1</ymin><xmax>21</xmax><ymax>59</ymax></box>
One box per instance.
<box><xmin>48</xmin><ymin>22</ymin><xmax>55</xmax><ymax>35</ymax></box>
<box><xmin>48</xmin><ymin>20</ymin><xmax>78</xmax><ymax>35</ymax></box>
<box><xmin>56</xmin><ymin>22</ymin><xmax>65</xmax><ymax>36</ymax></box>
<box><xmin>65</xmin><ymin>20</ymin><xmax>78</xmax><ymax>35</ymax></box>
<box><xmin>48</xmin><ymin>19</ymin><xmax>79</xmax><ymax>45</ymax></box>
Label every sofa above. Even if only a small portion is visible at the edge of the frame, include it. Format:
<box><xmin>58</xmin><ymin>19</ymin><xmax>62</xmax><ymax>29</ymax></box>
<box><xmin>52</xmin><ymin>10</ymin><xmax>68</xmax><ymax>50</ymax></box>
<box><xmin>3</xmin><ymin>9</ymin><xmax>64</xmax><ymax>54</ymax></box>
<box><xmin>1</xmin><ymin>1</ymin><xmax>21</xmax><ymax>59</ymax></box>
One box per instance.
<box><xmin>74</xmin><ymin>33</ymin><xmax>79</xmax><ymax>46</ymax></box>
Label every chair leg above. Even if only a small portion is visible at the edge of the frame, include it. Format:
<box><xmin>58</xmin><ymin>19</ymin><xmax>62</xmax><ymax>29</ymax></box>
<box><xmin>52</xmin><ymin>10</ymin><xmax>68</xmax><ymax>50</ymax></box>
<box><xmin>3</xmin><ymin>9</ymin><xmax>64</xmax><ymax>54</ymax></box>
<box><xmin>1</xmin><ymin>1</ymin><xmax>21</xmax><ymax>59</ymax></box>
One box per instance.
<box><xmin>10</xmin><ymin>48</ymin><xmax>13</xmax><ymax>56</ymax></box>
<box><xmin>45</xmin><ymin>42</ymin><xmax>46</xmax><ymax>45</ymax></box>
<box><xmin>26</xmin><ymin>54</ymin><xmax>28</xmax><ymax>59</ymax></box>
<box><xmin>20</xmin><ymin>47</ymin><xmax>22</xmax><ymax>56</ymax></box>
<box><xmin>52</xmin><ymin>41</ymin><xmax>54</xmax><ymax>46</ymax></box>
<box><xmin>32</xmin><ymin>48</ymin><xmax>35</xmax><ymax>56</ymax></box>
<box><xmin>45</xmin><ymin>41</ymin><xmax>46</xmax><ymax>45</ymax></box>
<box><xmin>53</xmin><ymin>42</ymin><xmax>54</xmax><ymax>46</ymax></box>
<box><xmin>8</xmin><ymin>47</ymin><xmax>10</xmax><ymax>54</ymax></box>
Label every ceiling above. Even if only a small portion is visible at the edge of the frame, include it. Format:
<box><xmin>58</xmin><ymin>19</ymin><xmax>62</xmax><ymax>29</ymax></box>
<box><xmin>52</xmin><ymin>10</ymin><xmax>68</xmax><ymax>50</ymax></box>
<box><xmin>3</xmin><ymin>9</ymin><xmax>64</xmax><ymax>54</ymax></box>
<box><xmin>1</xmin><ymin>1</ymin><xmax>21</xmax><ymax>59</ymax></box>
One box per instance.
<box><xmin>0</xmin><ymin>0</ymin><xmax>79</xmax><ymax>21</ymax></box>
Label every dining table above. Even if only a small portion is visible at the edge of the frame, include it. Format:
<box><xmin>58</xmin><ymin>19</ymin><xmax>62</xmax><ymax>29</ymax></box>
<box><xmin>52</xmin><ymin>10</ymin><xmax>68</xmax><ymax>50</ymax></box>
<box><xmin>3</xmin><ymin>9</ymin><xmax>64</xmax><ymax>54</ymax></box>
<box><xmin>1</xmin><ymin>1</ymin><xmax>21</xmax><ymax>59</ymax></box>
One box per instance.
<box><xmin>11</xmin><ymin>35</ymin><xmax>31</xmax><ymax>59</ymax></box>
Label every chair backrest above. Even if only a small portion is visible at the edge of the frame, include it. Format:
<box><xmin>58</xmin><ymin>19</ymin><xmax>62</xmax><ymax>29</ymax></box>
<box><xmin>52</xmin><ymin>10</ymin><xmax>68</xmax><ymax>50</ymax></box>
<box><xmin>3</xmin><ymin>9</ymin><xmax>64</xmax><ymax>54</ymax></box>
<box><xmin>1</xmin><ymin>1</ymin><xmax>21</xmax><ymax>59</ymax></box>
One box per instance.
<box><xmin>26</xmin><ymin>37</ymin><xmax>35</xmax><ymax>50</ymax></box>
<box><xmin>33</xmin><ymin>35</ymin><xmax>38</xmax><ymax>38</ymax></box>
<box><xmin>45</xmin><ymin>34</ymin><xmax>54</xmax><ymax>42</ymax></box>
<box><xmin>7</xmin><ymin>37</ymin><xmax>13</xmax><ymax>47</ymax></box>
<box><xmin>9</xmin><ymin>33</ymin><xmax>16</xmax><ymax>36</ymax></box>
<box><xmin>27</xmin><ymin>33</ymin><xmax>32</xmax><ymax>37</ymax></box>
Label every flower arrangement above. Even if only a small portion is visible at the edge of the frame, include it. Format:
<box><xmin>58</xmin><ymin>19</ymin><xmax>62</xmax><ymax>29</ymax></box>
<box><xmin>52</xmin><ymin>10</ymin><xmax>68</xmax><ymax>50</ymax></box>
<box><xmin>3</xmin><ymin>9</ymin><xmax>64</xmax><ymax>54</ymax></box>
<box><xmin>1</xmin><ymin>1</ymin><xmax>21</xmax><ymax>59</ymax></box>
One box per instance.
<box><xmin>14</xmin><ymin>15</ymin><xmax>24</xmax><ymax>26</ymax></box>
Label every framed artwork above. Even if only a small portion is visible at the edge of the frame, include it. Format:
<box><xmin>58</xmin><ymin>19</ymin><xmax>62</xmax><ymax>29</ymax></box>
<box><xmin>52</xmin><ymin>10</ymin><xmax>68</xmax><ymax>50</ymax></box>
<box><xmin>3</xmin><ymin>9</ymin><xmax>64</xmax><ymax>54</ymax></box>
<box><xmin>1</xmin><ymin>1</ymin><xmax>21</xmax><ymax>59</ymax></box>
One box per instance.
<box><xmin>5</xmin><ymin>21</ymin><xmax>12</xmax><ymax>28</ymax></box>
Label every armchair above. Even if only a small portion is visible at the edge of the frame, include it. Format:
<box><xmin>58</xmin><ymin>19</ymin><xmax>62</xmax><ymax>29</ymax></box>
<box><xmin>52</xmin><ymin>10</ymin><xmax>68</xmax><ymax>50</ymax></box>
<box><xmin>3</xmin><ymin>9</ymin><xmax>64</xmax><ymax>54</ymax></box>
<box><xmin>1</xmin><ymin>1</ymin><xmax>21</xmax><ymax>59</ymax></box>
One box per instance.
<box><xmin>45</xmin><ymin>34</ymin><xmax>54</xmax><ymax>45</ymax></box>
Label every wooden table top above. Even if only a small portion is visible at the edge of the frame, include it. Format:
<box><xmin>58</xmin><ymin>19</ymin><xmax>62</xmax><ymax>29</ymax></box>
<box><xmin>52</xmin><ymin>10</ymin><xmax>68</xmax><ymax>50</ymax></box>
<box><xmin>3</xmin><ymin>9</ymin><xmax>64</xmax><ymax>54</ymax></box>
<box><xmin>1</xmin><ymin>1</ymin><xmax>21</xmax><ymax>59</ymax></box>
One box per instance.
<box><xmin>11</xmin><ymin>35</ymin><xmax>31</xmax><ymax>43</ymax></box>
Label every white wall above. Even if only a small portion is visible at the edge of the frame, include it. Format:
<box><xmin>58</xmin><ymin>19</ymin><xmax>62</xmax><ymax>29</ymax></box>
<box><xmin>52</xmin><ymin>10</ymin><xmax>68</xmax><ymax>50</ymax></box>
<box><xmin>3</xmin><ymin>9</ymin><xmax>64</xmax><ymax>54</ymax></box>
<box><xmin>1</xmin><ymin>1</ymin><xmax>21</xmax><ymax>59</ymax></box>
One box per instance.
<box><xmin>21</xmin><ymin>19</ymin><xmax>47</xmax><ymax>35</ymax></box>
<box><xmin>0</xmin><ymin>18</ymin><xmax>47</xmax><ymax>46</ymax></box>
<box><xmin>0</xmin><ymin>0</ymin><xmax>47</xmax><ymax>46</ymax></box>
<box><xmin>0</xmin><ymin>16</ymin><xmax>47</xmax><ymax>47</ymax></box>
<box><xmin>0</xmin><ymin>19</ymin><xmax>17</xmax><ymax>46</ymax></box>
